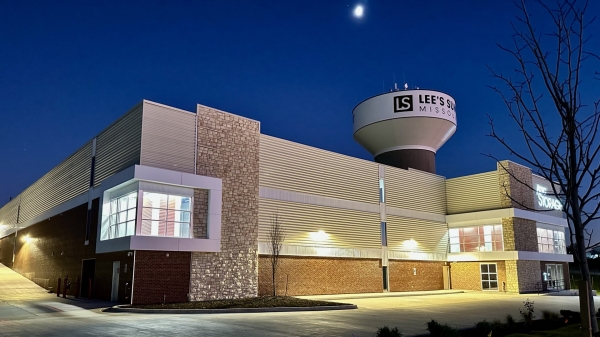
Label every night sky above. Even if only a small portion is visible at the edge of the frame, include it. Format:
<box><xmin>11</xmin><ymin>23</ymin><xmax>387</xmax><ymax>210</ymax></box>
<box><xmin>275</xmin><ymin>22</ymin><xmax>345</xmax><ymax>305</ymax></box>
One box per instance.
<box><xmin>1</xmin><ymin>1</ymin><xmax>599</xmax><ymax>221</ymax></box>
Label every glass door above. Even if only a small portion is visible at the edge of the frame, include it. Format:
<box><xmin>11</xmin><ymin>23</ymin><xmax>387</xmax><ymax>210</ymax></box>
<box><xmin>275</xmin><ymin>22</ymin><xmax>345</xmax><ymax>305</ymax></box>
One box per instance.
<box><xmin>546</xmin><ymin>264</ymin><xmax>564</xmax><ymax>290</ymax></box>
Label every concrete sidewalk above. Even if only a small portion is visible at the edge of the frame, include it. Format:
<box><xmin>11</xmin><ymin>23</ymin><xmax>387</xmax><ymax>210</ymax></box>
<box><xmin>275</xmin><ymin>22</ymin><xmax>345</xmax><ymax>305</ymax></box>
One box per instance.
<box><xmin>0</xmin><ymin>263</ymin><xmax>114</xmax><ymax>312</ymax></box>
<box><xmin>1</xmin><ymin>262</ymin><xmax>599</xmax><ymax>337</ymax></box>
<box><xmin>298</xmin><ymin>289</ymin><xmax>465</xmax><ymax>301</ymax></box>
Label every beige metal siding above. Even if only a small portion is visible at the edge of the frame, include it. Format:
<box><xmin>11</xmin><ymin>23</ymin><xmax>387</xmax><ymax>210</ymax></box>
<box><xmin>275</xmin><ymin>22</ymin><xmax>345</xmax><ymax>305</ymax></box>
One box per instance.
<box><xmin>259</xmin><ymin>198</ymin><xmax>381</xmax><ymax>249</ymax></box>
<box><xmin>260</xmin><ymin>135</ymin><xmax>379</xmax><ymax>204</ymax></box>
<box><xmin>0</xmin><ymin>198</ymin><xmax>20</xmax><ymax>235</ymax></box>
<box><xmin>140</xmin><ymin>101</ymin><xmax>196</xmax><ymax>173</ymax></box>
<box><xmin>386</xmin><ymin>215</ymin><xmax>448</xmax><ymax>254</ymax></box>
<box><xmin>19</xmin><ymin>142</ymin><xmax>92</xmax><ymax>222</ymax></box>
<box><xmin>385</xmin><ymin>166</ymin><xmax>446</xmax><ymax>214</ymax></box>
<box><xmin>94</xmin><ymin>104</ymin><xmax>143</xmax><ymax>186</ymax></box>
<box><xmin>445</xmin><ymin>171</ymin><xmax>502</xmax><ymax>214</ymax></box>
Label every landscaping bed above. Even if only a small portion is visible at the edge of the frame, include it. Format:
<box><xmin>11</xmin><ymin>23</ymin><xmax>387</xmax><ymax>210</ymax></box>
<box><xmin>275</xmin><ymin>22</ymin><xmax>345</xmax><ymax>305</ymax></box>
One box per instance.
<box><xmin>129</xmin><ymin>296</ymin><xmax>351</xmax><ymax>310</ymax></box>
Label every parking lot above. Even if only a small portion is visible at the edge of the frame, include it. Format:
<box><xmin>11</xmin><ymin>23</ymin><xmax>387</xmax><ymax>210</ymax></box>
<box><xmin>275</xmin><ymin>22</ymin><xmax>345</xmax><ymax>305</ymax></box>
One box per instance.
<box><xmin>0</xmin><ymin>263</ymin><xmax>596</xmax><ymax>337</ymax></box>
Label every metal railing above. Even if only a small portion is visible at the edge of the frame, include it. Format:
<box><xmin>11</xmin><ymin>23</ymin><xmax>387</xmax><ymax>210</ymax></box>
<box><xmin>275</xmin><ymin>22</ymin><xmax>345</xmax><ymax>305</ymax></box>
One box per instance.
<box><xmin>530</xmin><ymin>279</ymin><xmax>568</xmax><ymax>294</ymax></box>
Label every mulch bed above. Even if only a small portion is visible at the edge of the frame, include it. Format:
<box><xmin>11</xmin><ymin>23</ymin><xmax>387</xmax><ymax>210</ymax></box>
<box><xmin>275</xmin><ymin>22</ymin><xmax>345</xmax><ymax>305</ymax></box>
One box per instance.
<box><xmin>130</xmin><ymin>296</ymin><xmax>350</xmax><ymax>310</ymax></box>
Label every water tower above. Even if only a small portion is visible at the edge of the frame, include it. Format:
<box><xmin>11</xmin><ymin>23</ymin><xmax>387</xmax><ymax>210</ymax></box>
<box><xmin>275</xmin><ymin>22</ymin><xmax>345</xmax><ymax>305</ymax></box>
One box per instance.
<box><xmin>353</xmin><ymin>88</ymin><xmax>457</xmax><ymax>174</ymax></box>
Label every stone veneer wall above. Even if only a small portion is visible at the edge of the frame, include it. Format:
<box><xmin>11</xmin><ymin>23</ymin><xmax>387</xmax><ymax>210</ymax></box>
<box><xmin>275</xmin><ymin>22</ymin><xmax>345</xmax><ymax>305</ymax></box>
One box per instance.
<box><xmin>506</xmin><ymin>260</ymin><xmax>541</xmax><ymax>292</ymax></box>
<box><xmin>502</xmin><ymin>217</ymin><xmax>537</xmax><ymax>252</ymax></box>
<box><xmin>498</xmin><ymin>160</ymin><xmax>534</xmax><ymax>210</ymax></box>
<box><xmin>193</xmin><ymin>189</ymin><xmax>209</xmax><ymax>239</ymax></box>
<box><xmin>189</xmin><ymin>106</ymin><xmax>260</xmax><ymax>301</ymax></box>
<box><xmin>258</xmin><ymin>256</ymin><xmax>382</xmax><ymax>296</ymax></box>
<box><xmin>450</xmin><ymin>261</ymin><xmax>507</xmax><ymax>291</ymax></box>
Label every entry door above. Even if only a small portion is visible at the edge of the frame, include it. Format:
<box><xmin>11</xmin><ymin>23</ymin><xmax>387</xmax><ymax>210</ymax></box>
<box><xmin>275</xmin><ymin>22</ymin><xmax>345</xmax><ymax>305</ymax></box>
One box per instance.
<box><xmin>80</xmin><ymin>259</ymin><xmax>96</xmax><ymax>298</ymax></box>
<box><xmin>546</xmin><ymin>264</ymin><xmax>564</xmax><ymax>290</ymax></box>
<box><xmin>111</xmin><ymin>261</ymin><xmax>120</xmax><ymax>302</ymax></box>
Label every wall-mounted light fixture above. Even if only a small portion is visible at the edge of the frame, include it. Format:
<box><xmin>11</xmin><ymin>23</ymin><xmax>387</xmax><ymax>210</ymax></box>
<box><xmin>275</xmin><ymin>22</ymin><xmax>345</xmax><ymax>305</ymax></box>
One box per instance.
<box><xmin>402</xmin><ymin>239</ymin><xmax>418</xmax><ymax>250</ymax></box>
<box><xmin>309</xmin><ymin>230</ymin><xmax>329</xmax><ymax>242</ymax></box>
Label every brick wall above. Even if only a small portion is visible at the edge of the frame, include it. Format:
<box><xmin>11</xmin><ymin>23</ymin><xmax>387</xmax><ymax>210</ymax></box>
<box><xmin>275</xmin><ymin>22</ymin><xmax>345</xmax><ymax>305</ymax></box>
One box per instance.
<box><xmin>0</xmin><ymin>233</ymin><xmax>15</xmax><ymax>266</ymax></box>
<box><xmin>190</xmin><ymin>106</ymin><xmax>260</xmax><ymax>300</ymax></box>
<box><xmin>258</xmin><ymin>256</ymin><xmax>382</xmax><ymax>296</ymax></box>
<box><xmin>0</xmin><ymin>199</ymin><xmax>134</xmax><ymax>302</ymax></box>
<box><xmin>389</xmin><ymin>260</ymin><xmax>445</xmax><ymax>292</ymax></box>
<box><xmin>132</xmin><ymin>251</ymin><xmax>191</xmax><ymax>305</ymax></box>
<box><xmin>450</xmin><ymin>261</ymin><xmax>507</xmax><ymax>292</ymax></box>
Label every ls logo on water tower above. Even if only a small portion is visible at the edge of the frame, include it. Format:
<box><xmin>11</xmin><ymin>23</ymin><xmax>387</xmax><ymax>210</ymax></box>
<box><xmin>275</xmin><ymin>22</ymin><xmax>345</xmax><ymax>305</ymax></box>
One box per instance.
<box><xmin>393</xmin><ymin>95</ymin><xmax>413</xmax><ymax>112</ymax></box>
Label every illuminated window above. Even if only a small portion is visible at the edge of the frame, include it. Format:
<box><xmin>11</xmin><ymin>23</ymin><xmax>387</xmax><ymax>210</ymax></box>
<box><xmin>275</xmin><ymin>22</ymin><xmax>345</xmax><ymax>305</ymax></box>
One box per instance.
<box><xmin>481</xmin><ymin>263</ymin><xmax>498</xmax><ymax>290</ymax></box>
<box><xmin>106</xmin><ymin>192</ymin><xmax>137</xmax><ymax>239</ymax></box>
<box><xmin>141</xmin><ymin>192</ymin><xmax>192</xmax><ymax>238</ymax></box>
<box><xmin>537</xmin><ymin>228</ymin><xmax>566</xmax><ymax>254</ymax></box>
<box><xmin>449</xmin><ymin>225</ymin><xmax>504</xmax><ymax>253</ymax></box>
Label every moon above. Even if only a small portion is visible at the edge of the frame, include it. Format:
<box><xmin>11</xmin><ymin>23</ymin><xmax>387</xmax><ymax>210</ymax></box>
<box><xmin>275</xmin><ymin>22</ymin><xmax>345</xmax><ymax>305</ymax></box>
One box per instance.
<box><xmin>353</xmin><ymin>5</ymin><xmax>364</xmax><ymax>18</ymax></box>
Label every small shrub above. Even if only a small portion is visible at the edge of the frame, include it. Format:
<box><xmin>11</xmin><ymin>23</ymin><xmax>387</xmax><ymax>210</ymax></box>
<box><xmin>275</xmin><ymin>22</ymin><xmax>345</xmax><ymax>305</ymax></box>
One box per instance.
<box><xmin>375</xmin><ymin>326</ymin><xmax>402</xmax><ymax>337</ymax></box>
<box><xmin>519</xmin><ymin>299</ymin><xmax>535</xmax><ymax>325</ymax></box>
<box><xmin>542</xmin><ymin>310</ymin><xmax>560</xmax><ymax>321</ymax></box>
<box><xmin>559</xmin><ymin>309</ymin><xmax>581</xmax><ymax>323</ymax></box>
<box><xmin>505</xmin><ymin>314</ymin><xmax>516</xmax><ymax>328</ymax></box>
<box><xmin>426</xmin><ymin>320</ymin><xmax>460</xmax><ymax>337</ymax></box>
<box><xmin>474</xmin><ymin>320</ymin><xmax>493</xmax><ymax>336</ymax></box>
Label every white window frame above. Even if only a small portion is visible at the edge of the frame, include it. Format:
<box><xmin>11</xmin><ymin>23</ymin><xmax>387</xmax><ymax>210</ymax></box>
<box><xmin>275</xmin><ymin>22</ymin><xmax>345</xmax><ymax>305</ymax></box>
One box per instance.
<box><xmin>480</xmin><ymin>263</ymin><xmax>499</xmax><ymax>291</ymax></box>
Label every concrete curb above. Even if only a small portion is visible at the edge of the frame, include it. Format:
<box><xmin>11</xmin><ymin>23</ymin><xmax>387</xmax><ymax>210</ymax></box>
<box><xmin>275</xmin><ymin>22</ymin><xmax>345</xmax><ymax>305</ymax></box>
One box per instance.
<box><xmin>102</xmin><ymin>304</ymin><xmax>358</xmax><ymax>314</ymax></box>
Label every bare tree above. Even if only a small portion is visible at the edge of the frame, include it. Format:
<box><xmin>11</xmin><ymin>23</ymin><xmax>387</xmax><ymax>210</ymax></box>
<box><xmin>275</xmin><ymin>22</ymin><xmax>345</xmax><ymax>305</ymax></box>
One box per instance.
<box><xmin>487</xmin><ymin>0</ymin><xmax>600</xmax><ymax>333</ymax></box>
<box><xmin>267</xmin><ymin>211</ymin><xmax>285</xmax><ymax>297</ymax></box>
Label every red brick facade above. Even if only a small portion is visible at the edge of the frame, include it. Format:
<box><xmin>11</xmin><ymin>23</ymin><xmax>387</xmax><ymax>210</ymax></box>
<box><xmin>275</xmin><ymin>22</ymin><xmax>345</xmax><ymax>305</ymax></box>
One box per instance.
<box><xmin>388</xmin><ymin>260</ymin><xmax>445</xmax><ymax>292</ymax></box>
<box><xmin>258</xmin><ymin>255</ymin><xmax>383</xmax><ymax>296</ymax></box>
<box><xmin>132</xmin><ymin>251</ymin><xmax>191</xmax><ymax>305</ymax></box>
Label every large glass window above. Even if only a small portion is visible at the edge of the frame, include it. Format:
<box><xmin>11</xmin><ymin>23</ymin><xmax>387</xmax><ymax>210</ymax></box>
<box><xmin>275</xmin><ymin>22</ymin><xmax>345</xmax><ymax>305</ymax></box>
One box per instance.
<box><xmin>537</xmin><ymin>228</ymin><xmax>566</xmax><ymax>254</ymax></box>
<box><xmin>449</xmin><ymin>225</ymin><xmax>504</xmax><ymax>253</ymax></box>
<box><xmin>481</xmin><ymin>263</ymin><xmax>498</xmax><ymax>290</ymax></box>
<box><xmin>106</xmin><ymin>192</ymin><xmax>137</xmax><ymax>239</ymax></box>
<box><xmin>141</xmin><ymin>192</ymin><xmax>192</xmax><ymax>238</ymax></box>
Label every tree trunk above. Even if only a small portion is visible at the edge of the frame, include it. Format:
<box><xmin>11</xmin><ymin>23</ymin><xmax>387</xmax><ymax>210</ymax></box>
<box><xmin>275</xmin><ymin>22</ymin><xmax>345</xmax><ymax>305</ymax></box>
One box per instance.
<box><xmin>575</xmin><ymin>216</ymin><xmax>597</xmax><ymax>334</ymax></box>
<box><xmin>272</xmin><ymin>263</ymin><xmax>276</xmax><ymax>297</ymax></box>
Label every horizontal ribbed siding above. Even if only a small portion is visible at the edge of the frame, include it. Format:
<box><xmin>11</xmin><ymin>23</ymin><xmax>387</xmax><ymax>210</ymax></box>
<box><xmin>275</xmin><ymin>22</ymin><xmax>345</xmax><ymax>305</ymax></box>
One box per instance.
<box><xmin>386</xmin><ymin>215</ymin><xmax>448</xmax><ymax>254</ymax></box>
<box><xmin>19</xmin><ymin>142</ymin><xmax>92</xmax><ymax>222</ymax></box>
<box><xmin>446</xmin><ymin>171</ymin><xmax>502</xmax><ymax>214</ymax></box>
<box><xmin>258</xmin><ymin>198</ymin><xmax>381</xmax><ymax>249</ymax></box>
<box><xmin>140</xmin><ymin>102</ymin><xmax>196</xmax><ymax>173</ymax></box>
<box><xmin>385</xmin><ymin>167</ymin><xmax>446</xmax><ymax>214</ymax></box>
<box><xmin>0</xmin><ymin>198</ymin><xmax>20</xmax><ymax>235</ymax></box>
<box><xmin>94</xmin><ymin>104</ymin><xmax>143</xmax><ymax>186</ymax></box>
<box><xmin>260</xmin><ymin>135</ymin><xmax>379</xmax><ymax>204</ymax></box>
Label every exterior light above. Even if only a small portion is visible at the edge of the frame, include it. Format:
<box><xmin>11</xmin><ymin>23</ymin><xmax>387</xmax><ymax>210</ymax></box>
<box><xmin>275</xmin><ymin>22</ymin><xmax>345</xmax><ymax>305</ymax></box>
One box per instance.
<box><xmin>402</xmin><ymin>239</ymin><xmax>418</xmax><ymax>250</ymax></box>
<box><xmin>309</xmin><ymin>230</ymin><xmax>329</xmax><ymax>241</ymax></box>
<box><xmin>22</xmin><ymin>235</ymin><xmax>30</xmax><ymax>243</ymax></box>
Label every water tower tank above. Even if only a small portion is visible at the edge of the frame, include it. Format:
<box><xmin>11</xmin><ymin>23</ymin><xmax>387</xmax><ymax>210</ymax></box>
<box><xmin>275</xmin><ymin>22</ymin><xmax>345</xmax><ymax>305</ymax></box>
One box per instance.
<box><xmin>353</xmin><ymin>89</ymin><xmax>457</xmax><ymax>174</ymax></box>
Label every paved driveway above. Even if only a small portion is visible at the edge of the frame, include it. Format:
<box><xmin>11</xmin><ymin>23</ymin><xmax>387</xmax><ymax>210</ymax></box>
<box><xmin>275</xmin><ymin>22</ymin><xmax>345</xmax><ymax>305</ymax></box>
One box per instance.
<box><xmin>0</xmin><ymin>263</ymin><xmax>597</xmax><ymax>336</ymax></box>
